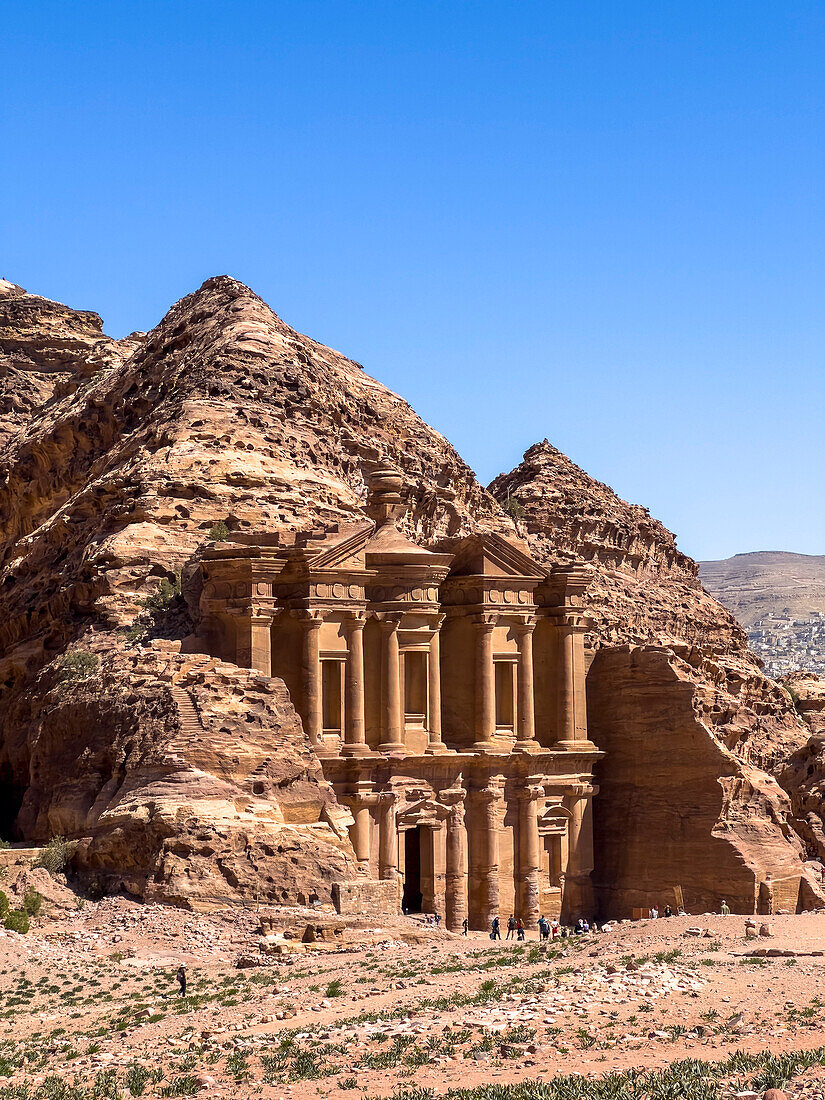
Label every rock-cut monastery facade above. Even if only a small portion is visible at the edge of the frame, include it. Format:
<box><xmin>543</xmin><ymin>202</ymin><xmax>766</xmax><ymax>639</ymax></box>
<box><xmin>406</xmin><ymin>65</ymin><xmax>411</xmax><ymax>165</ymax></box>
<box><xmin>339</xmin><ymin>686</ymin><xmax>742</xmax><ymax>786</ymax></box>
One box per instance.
<box><xmin>198</xmin><ymin>467</ymin><xmax>600</xmax><ymax>930</ymax></box>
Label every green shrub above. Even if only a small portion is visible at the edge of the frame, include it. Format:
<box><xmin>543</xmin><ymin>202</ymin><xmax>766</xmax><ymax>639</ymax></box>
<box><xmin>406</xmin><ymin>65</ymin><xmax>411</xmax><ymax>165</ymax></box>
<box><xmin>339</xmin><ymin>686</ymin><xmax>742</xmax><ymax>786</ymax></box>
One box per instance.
<box><xmin>55</xmin><ymin>651</ymin><xmax>99</xmax><ymax>685</ymax></box>
<box><xmin>502</xmin><ymin>494</ymin><xmax>525</xmax><ymax>520</ymax></box>
<box><xmin>0</xmin><ymin>892</ymin><xmax>9</xmax><ymax>919</ymax></box>
<box><xmin>4</xmin><ymin>909</ymin><xmax>29</xmax><ymax>934</ymax></box>
<box><xmin>23</xmin><ymin>889</ymin><xmax>42</xmax><ymax>917</ymax></box>
<box><xmin>36</xmin><ymin>836</ymin><xmax>78</xmax><ymax>877</ymax></box>
<box><xmin>141</xmin><ymin>570</ymin><xmax>182</xmax><ymax>612</ymax></box>
<box><xmin>207</xmin><ymin>520</ymin><xmax>230</xmax><ymax>542</ymax></box>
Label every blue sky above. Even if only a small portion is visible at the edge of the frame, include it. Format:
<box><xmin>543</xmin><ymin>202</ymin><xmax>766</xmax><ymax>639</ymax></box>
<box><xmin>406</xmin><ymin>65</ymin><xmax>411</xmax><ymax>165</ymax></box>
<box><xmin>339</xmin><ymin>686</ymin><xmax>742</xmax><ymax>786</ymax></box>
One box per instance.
<box><xmin>3</xmin><ymin>1</ymin><xmax>823</xmax><ymax>561</ymax></box>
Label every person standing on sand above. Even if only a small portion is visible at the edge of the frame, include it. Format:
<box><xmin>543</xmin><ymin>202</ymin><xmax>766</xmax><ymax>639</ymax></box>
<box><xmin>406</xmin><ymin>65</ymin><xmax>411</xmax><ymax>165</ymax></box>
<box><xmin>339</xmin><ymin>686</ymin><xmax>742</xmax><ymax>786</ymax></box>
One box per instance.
<box><xmin>462</xmin><ymin>917</ymin><xmax>469</xmax><ymax>935</ymax></box>
<box><xmin>491</xmin><ymin>916</ymin><xmax>501</xmax><ymax>940</ymax></box>
<box><xmin>506</xmin><ymin>914</ymin><xmax>516</xmax><ymax>939</ymax></box>
<box><xmin>516</xmin><ymin>917</ymin><xmax>525</xmax><ymax>941</ymax></box>
<box><xmin>176</xmin><ymin>965</ymin><xmax>187</xmax><ymax>998</ymax></box>
<box><xmin>720</xmin><ymin>899</ymin><xmax>731</xmax><ymax>916</ymax></box>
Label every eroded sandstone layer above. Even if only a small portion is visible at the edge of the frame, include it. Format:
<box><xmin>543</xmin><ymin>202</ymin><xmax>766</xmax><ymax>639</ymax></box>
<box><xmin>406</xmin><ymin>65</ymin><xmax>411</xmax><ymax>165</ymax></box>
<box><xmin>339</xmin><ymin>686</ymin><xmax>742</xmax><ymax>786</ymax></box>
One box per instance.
<box><xmin>490</xmin><ymin>443</ymin><xmax>820</xmax><ymax>910</ymax></box>
<box><xmin>489</xmin><ymin>440</ymin><xmax>747</xmax><ymax>653</ymax></box>
<box><xmin>0</xmin><ymin>276</ymin><xmax>512</xmax><ymax>907</ymax></box>
<box><xmin>588</xmin><ymin>646</ymin><xmax>819</xmax><ymax>916</ymax></box>
<box><xmin>0</xmin><ymin>274</ymin><xmax>818</xmax><ymax>914</ymax></box>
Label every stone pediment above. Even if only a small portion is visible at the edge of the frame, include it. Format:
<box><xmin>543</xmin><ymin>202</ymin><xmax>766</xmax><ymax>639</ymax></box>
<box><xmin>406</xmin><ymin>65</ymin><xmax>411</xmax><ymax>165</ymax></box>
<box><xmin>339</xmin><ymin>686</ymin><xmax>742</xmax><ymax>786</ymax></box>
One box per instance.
<box><xmin>305</xmin><ymin>522</ymin><xmax>374</xmax><ymax>572</ymax></box>
<box><xmin>440</xmin><ymin>533</ymin><xmax>547</xmax><ymax>581</ymax></box>
<box><xmin>396</xmin><ymin>797</ymin><xmax>449</xmax><ymax>829</ymax></box>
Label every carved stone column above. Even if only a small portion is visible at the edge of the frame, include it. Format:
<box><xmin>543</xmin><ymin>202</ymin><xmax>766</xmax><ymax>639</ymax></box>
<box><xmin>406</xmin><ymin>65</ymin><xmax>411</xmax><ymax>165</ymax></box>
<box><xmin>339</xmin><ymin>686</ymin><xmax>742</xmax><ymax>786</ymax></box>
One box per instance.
<box><xmin>516</xmin><ymin>780</ymin><xmax>544</xmax><ymax>928</ymax></box>
<box><xmin>513</xmin><ymin>616</ymin><xmax>538</xmax><ymax>752</ymax></box>
<box><xmin>556</xmin><ymin>617</ymin><xmax>595</xmax><ymax>749</ymax></box>
<box><xmin>470</xmin><ymin>781</ymin><xmax>504</xmax><ymax>929</ymax></box>
<box><xmin>377</xmin><ymin>791</ymin><xmax>400</xmax><ymax>881</ymax></box>
<box><xmin>299</xmin><ymin>613</ymin><xmax>323</xmax><ymax>749</ymax></box>
<box><xmin>557</xmin><ymin>622</ymin><xmax>576</xmax><ymax>745</ymax></box>
<box><xmin>235</xmin><ymin>611</ymin><xmax>273</xmax><ymax>674</ymax></box>
<box><xmin>425</xmin><ymin>824</ymin><xmax>447</xmax><ymax>918</ymax></box>
<box><xmin>343</xmin><ymin>785</ymin><xmax>376</xmax><ymax>876</ymax></box>
<box><xmin>343</xmin><ymin>613</ymin><xmax>370</xmax><ymax>757</ymax></box>
<box><xmin>379</xmin><ymin>615</ymin><xmax>405</xmax><ymax>752</ymax></box>
<box><xmin>562</xmin><ymin>782</ymin><xmax>598</xmax><ymax>921</ymax></box>
<box><xmin>440</xmin><ymin>786</ymin><xmax>468</xmax><ymax>932</ymax></box>
<box><xmin>473</xmin><ymin>614</ymin><xmax>497</xmax><ymax>751</ymax></box>
<box><xmin>426</xmin><ymin>617</ymin><xmax>448</xmax><ymax>753</ymax></box>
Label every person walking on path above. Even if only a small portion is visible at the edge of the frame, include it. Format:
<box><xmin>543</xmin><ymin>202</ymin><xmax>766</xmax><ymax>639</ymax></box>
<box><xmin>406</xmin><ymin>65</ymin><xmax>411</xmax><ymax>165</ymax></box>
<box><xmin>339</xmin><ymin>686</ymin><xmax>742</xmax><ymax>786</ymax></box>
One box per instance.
<box><xmin>462</xmin><ymin>917</ymin><xmax>469</xmax><ymax>936</ymax></box>
<box><xmin>176</xmin><ymin>965</ymin><xmax>187</xmax><ymax>998</ymax></box>
<box><xmin>491</xmin><ymin>916</ymin><xmax>501</xmax><ymax>940</ymax></box>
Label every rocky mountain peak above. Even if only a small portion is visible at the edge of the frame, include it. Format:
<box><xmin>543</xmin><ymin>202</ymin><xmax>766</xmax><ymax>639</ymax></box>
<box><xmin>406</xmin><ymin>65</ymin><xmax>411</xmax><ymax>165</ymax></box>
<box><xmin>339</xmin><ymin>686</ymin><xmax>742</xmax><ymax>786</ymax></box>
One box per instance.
<box><xmin>490</xmin><ymin>442</ymin><xmax>747</xmax><ymax>655</ymax></box>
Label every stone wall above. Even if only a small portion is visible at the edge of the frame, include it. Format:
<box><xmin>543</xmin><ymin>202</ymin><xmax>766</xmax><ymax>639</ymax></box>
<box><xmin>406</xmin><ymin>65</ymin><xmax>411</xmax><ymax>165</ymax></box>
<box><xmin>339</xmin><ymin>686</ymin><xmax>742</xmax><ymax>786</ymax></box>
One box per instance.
<box><xmin>332</xmin><ymin>878</ymin><xmax>401</xmax><ymax>917</ymax></box>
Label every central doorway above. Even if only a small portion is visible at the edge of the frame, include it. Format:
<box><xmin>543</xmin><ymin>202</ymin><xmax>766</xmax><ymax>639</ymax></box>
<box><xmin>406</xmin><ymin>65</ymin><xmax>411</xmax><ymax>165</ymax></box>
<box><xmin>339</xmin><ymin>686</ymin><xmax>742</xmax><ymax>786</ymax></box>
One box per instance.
<box><xmin>402</xmin><ymin>827</ymin><xmax>423</xmax><ymax>912</ymax></box>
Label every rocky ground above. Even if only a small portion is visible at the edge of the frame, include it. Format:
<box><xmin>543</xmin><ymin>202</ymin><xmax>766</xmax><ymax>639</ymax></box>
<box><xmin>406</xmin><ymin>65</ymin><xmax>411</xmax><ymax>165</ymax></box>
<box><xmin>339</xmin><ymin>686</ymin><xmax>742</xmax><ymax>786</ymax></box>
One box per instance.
<box><xmin>4</xmin><ymin>886</ymin><xmax>825</xmax><ymax>1099</ymax></box>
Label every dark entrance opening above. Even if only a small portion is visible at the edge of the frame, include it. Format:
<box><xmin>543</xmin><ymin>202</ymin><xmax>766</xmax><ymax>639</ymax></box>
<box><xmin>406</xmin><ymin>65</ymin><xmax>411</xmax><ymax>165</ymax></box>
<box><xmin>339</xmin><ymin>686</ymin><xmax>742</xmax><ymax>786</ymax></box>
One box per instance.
<box><xmin>0</xmin><ymin>763</ymin><xmax>26</xmax><ymax>841</ymax></box>
<box><xmin>402</xmin><ymin>827</ymin><xmax>423</xmax><ymax>912</ymax></box>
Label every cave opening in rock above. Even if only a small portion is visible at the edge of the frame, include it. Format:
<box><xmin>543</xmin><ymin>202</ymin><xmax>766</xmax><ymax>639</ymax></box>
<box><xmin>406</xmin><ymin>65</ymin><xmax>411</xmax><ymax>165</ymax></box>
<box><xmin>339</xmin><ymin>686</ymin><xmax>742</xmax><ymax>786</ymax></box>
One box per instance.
<box><xmin>0</xmin><ymin>763</ymin><xmax>26</xmax><ymax>841</ymax></box>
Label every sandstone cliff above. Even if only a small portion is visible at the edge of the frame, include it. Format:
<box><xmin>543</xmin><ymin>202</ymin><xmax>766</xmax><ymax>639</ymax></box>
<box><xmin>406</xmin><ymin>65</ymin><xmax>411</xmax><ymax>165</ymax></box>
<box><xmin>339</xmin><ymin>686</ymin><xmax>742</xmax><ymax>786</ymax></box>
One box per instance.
<box><xmin>0</xmin><ymin>275</ymin><xmax>818</xmax><ymax>914</ymax></box>
<box><xmin>489</xmin><ymin>440</ymin><xmax>748</xmax><ymax>653</ymax></box>
<box><xmin>0</xmin><ymin>280</ymin><xmax>137</xmax><ymax>450</ymax></box>
<box><xmin>491</xmin><ymin>442</ymin><xmax>819</xmax><ymax>907</ymax></box>
<box><xmin>589</xmin><ymin>646</ymin><xmax>820</xmax><ymax>916</ymax></box>
<box><xmin>0</xmin><ymin>275</ymin><xmax>511</xmax><ymax>906</ymax></box>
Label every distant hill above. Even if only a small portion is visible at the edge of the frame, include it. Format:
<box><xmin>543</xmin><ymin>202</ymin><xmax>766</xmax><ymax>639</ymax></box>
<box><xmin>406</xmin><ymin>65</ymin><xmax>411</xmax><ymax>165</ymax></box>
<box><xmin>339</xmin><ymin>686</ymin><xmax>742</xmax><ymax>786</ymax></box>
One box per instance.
<box><xmin>699</xmin><ymin>552</ymin><xmax>825</xmax><ymax>676</ymax></box>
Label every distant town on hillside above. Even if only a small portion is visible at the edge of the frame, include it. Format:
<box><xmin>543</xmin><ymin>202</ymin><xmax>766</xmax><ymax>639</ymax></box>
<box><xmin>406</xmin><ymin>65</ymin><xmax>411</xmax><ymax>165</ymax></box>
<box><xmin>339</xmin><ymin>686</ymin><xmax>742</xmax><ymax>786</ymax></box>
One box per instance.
<box><xmin>700</xmin><ymin>551</ymin><xmax>825</xmax><ymax>678</ymax></box>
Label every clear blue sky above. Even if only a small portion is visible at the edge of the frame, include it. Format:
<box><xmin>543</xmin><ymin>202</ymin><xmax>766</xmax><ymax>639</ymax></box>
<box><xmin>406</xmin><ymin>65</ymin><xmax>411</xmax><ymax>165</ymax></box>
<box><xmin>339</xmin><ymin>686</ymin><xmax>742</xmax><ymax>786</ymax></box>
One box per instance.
<box><xmin>3</xmin><ymin>1</ymin><xmax>823</xmax><ymax>562</ymax></box>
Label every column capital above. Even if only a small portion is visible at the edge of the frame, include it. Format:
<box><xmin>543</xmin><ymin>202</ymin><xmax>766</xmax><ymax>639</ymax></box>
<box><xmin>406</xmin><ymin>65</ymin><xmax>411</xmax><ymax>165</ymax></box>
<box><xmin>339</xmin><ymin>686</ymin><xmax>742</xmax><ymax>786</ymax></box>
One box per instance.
<box><xmin>513</xmin><ymin>614</ymin><xmax>537</xmax><ymax>634</ymax></box>
<box><xmin>438</xmin><ymin>785</ymin><xmax>467</xmax><ymax>808</ymax></box>
<box><xmin>296</xmin><ymin>610</ymin><xmax>324</xmax><ymax>630</ymax></box>
<box><xmin>472</xmin><ymin>613</ymin><xmax>498</xmax><ymax>631</ymax></box>
<box><xmin>517</xmin><ymin>780</ymin><xmax>545</xmax><ymax>802</ymax></box>
<box><xmin>566</xmin><ymin>782</ymin><xmax>599</xmax><ymax>798</ymax></box>
<box><xmin>375</xmin><ymin>789</ymin><xmax>400</xmax><ymax>809</ymax></box>
<box><xmin>345</xmin><ymin>611</ymin><xmax>367</xmax><ymax>630</ymax></box>
<box><xmin>376</xmin><ymin>611</ymin><xmax>404</xmax><ymax>628</ymax></box>
<box><xmin>476</xmin><ymin>781</ymin><xmax>506</xmax><ymax>812</ymax></box>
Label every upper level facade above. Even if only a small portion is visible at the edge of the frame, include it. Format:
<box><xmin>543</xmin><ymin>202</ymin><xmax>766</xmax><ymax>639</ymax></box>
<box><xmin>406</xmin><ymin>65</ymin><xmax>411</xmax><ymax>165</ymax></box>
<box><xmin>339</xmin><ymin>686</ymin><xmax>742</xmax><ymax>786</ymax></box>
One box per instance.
<box><xmin>197</xmin><ymin>466</ymin><xmax>594</xmax><ymax>761</ymax></box>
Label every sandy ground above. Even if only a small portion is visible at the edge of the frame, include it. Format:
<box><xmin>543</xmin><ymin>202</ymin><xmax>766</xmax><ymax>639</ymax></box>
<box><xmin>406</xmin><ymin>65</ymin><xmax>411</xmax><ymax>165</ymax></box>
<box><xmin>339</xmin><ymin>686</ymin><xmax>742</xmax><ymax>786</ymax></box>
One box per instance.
<box><xmin>3</xmin><ymin>898</ymin><xmax>825</xmax><ymax>1098</ymax></box>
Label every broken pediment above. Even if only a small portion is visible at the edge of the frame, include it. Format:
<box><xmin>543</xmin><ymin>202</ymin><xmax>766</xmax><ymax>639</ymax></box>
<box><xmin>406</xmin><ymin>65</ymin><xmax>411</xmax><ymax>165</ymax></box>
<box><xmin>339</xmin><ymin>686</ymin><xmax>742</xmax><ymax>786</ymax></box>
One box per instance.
<box><xmin>439</xmin><ymin>533</ymin><xmax>547</xmax><ymax>581</ymax></box>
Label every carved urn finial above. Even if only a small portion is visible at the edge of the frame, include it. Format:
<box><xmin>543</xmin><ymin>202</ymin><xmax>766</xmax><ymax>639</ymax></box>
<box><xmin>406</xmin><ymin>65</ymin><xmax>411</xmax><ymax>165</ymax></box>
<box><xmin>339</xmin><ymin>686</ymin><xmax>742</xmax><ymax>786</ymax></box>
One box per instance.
<box><xmin>366</xmin><ymin>462</ymin><xmax>405</xmax><ymax>527</ymax></box>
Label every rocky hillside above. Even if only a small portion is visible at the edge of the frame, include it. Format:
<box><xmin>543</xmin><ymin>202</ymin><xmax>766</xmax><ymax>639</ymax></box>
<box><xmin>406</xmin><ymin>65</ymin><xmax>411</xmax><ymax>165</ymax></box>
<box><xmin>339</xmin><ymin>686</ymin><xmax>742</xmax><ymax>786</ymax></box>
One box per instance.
<box><xmin>0</xmin><ymin>275</ymin><xmax>513</xmax><ymax>905</ymax></box>
<box><xmin>0</xmin><ymin>280</ymin><xmax>138</xmax><ymax>450</ymax></box>
<box><xmin>490</xmin><ymin>441</ymin><xmax>820</xmax><ymax>898</ymax></box>
<box><xmin>0</xmin><ymin>275</ymin><xmax>819</xmax><ymax>911</ymax></box>
<box><xmin>700</xmin><ymin>552</ymin><xmax>825</xmax><ymax>677</ymax></box>
<box><xmin>489</xmin><ymin>440</ymin><xmax>748</xmax><ymax>654</ymax></box>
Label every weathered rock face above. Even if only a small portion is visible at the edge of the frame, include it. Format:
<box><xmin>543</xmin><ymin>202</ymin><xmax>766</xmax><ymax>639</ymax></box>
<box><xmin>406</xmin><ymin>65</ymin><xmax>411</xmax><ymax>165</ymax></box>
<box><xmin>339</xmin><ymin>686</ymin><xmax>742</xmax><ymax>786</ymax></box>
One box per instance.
<box><xmin>0</xmin><ymin>275</ymin><xmax>512</xmax><ymax>907</ymax></box>
<box><xmin>588</xmin><ymin>646</ymin><xmax>820</xmax><ymax>915</ymax></box>
<box><xmin>778</xmin><ymin>674</ymin><xmax>825</xmax><ymax>864</ymax></box>
<box><xmin>492</xmin><ymin>442</ymin><xmax>819</xmax><ymax>907</ymax></box>
<box><xmin>783</xmin><ymin>672</ymin><xmax>825</xmax><ymax>738</ymax></box>
<box><xmin>0</xmin><ymin>273</ymin><xmax>818</xmax><ymax>915</ymax></box>
<box><xmin>489</xmin><ymin>441</ymin><xmax>748</xmax><ymax>653</ymax></box>
<box><xmin>0</xmin><ymin>280</ymin><xmax>137</xmax><ymax>450</ymax></box>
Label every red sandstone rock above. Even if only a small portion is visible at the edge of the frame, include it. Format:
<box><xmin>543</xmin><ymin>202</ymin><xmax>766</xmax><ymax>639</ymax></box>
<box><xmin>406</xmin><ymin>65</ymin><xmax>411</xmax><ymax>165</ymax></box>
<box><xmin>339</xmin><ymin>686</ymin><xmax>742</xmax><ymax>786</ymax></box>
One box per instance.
<box><xmin>0</xmin><ymin>276</ymin><xmax>511</xmax><ymax>907</ymax></box>
<box><xmin>0</xmin><ymin>274</ymin><xmax>818</xmax><ymax>914</ymax></box>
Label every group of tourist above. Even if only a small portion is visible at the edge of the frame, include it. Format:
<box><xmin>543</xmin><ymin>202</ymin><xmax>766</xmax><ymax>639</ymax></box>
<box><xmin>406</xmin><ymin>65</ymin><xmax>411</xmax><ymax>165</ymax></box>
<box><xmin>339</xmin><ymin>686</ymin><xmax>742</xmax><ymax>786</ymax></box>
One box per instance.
<box><xmin>486</xmin><ymin>914</ymin><xmax>609</xmax><ymax>940</ymax></box>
